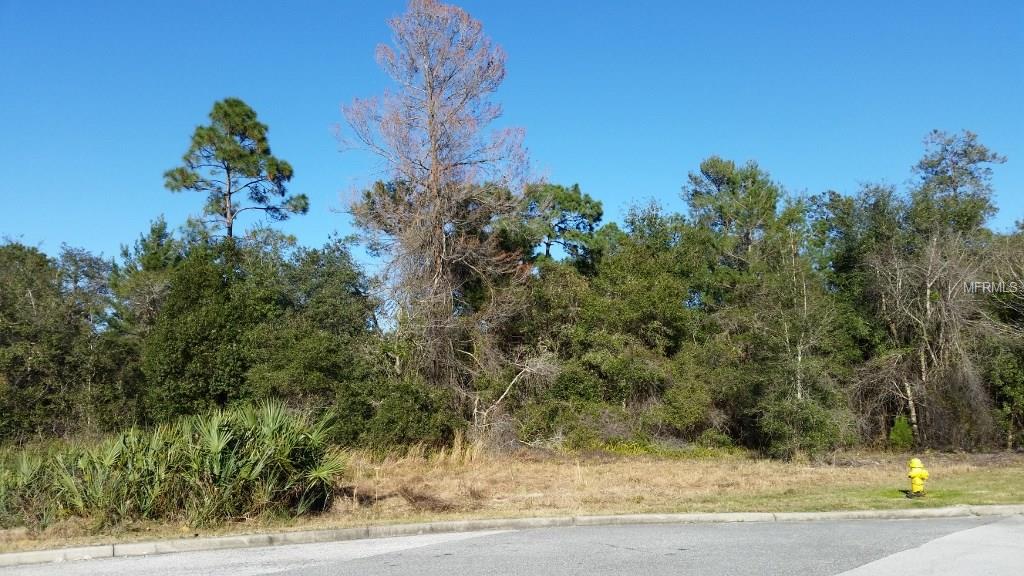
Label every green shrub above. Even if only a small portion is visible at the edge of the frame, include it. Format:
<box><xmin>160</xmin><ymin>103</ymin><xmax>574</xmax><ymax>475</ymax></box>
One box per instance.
<box><xmin>0</xmin><ymin>451</ymin><xmax>55</xmax><ymax>530</ymax></box>
<box><xmin>696</xmin><ymin>429</ymin><xmax>734</xmax><ymax>449</ymax></box>
<box><xmin>549</xmin><ymin>361</ymin><xmax>603</xmax><ymax>402</ymax></box>
<box><xmin>756</xmin><ymin>396</ymin><xmax>849</xmax><ymax>460</ymax></box>
<box><xmin>579</xmin><ymin>345</ymin><xmax>668</xmax><ymax>404</ymax></box>
<box><xmin>517</xmin><ymin>400</ymin><xmax>642</xmax><ymax>450</ymax></box>
<box><xmin>653</xmin><ymin>380</ymin><xmax>712</xmax><ymax>434</ymax></box>
<box><xmin>362</xmin><ymin>378</ymin><xmax>461</xmax><ymax>448</ymax></box>
<box><xmin>888</xmin><ymin>415</ymin><xmax>914</xmax><ymax>451</ymax></box>
<box><xmin>0</xmin><ymin>400</ymin><xmax>347</xmax><ymax>530</ymax></box>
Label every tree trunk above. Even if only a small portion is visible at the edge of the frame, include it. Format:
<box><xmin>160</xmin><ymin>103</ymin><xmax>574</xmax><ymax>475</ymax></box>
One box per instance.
<box><xmin>796</xmin><ymin>344</ymin><xmax>803</xmax><ymax>401</ymax></box>
<box><xmin>224</xmin><ymin>165</ymin><xmax>234</xmax><ymax>238</ymax></box>
<box><xmin>904</xmin><ymin>379</ymin><xmax>920</xmax><ymax>446</ymax></box>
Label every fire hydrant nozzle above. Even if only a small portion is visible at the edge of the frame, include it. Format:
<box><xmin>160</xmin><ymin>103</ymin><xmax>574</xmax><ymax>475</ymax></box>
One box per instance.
<box><xmin>907</xmin><ymin>457</ymin><xmax>929</xmax><ymax>497</ymax></box>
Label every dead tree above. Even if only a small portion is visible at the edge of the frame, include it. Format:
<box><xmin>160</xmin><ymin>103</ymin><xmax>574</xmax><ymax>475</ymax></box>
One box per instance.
<box><xmin>343</xmin><ymin>0</ymin><xmax>534</xmax><ymax>428</ymax></box>
<box><xmin>865</xmin><ymin>232</ymin><xmax>998</xmax><ymax>446</ymax></box>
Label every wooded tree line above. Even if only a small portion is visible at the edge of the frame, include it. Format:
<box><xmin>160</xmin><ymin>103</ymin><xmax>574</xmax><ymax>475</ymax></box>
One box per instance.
<box><xmin>2</xmin><ymin>0</ymin><xmax>1022</xmax><ymax>458</ymax></box>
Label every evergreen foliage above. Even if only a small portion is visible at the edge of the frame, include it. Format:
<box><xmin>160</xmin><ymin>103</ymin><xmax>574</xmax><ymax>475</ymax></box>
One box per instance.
<box><xmin>164</xmin><ymin>98</ymin><xmax>308</xmax><ymax>238</ymax></box>
<box><xmin>889</xmin><ymin>416</ymin><xmax>914</xmax><ymax>451</ymax></box>
<box><xmin>2</xmin><ymin>129</ymin><xmax>1021</xmax><ymax>460</ymax></box>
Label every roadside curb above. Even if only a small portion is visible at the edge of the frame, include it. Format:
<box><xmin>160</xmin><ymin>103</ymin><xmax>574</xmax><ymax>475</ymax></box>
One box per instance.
<box><xmin>2</xmin><ymin>504</ymin><xmax>1022</xmax><ymax>567</ymax></box>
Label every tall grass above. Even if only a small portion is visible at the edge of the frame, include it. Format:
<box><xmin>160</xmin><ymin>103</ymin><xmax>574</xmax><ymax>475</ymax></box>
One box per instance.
<box><xmin>0</xmin><ymin>401</ymin><xmax>346</xmax><ymax>530</ymax></box>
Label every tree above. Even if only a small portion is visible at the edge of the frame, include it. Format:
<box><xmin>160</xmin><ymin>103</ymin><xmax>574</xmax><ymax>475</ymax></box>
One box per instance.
<box><xmin>140</xmin><ymin>241</ymin><xmax>251</xmax><ymax>420</ymax></box>
<box><xmin>344</xmin><ymin>0</ymin><xmax>537</xmax><ymax>430</ymax></box>
<box><xmin>165</xmin><ymin>98</ymin><xmax>308</xmax><ymax>239</ymax></box>
<box><xmin>683</xmin><ymin>156</ymin><xmax>779</xmax><ymax>273</ymax></box>
<box><xmin>749</xmin><ymin>198</ymin><xmax>855</xmax><ymax>457</ymax></box>
<box><xmin>0</xmin><ymin>243</ymin><xmax>69</xmax><ymax>440</ymax></box>
<box><xmin>519</xmin><ymin>204</ymin><xmax>714</xmax><ymax>448</ymax></box>
<box><xmin>844</xmin><ymin>131</ymin><xmax>1011</xmax><ymax>448</ymax></box>
<box><xmin>110</xmin><ymin>217</ymin><xmax>184</xmax><ymax>336</ymax></box>
<box><xmin>243</xmin><ymin>237</ymin><xmax>378</xmax><ymax>408</ymax></box>
<box><xmin>0</xmin><ymin>242</ymin><xmax>126</xmax><ymax>440</ymax></box>
<box><xmin>134</xmin><ymin>228</ymin><xmax>393</xmax><ymax>433</ymax></box>
<box><xmin>523</xmin><ymin>183</ymin><xmax>603</xmax><ymax>261</ymax></box>
<box><xmin>909</xmin><ymin>130</ymin><xmax>1004</xmax><ymax>236</ymax></box>
<box><xmin>682</xmin><ymin>160</ymin><xmax>854</xmax><ymax>457</ymax></box>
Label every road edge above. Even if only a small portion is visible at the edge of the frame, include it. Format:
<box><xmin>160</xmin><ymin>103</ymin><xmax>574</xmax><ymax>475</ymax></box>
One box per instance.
<box><xmin>2</xmin><ymin>504</ymin><xmax>1022</xmax><ymax>567</ymax></box>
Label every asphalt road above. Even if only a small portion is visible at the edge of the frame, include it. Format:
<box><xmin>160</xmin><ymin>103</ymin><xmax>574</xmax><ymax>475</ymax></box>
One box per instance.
<box><xmin>4</xmin><ymin>516</ymin><xmax>1022</xmax><ymax>575</ymax></box>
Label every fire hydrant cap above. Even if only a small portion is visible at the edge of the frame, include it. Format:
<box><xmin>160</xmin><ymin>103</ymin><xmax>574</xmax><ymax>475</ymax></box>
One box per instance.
<box><xmin>909</xmin><ymin>457</ymin><xmax>923</xmax><ymax>468</ymax></box>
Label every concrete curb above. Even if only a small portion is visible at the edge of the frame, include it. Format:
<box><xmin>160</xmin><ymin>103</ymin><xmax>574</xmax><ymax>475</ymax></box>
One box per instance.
<box><xmin>0</xmin><ymin>545</ymin><xmax>114</xmax><ymax>566</ymax></box>
<box><xmin>2</xmin><ymin>504</ymin><xmax>1022</xmax><ymax>567</ymax></box>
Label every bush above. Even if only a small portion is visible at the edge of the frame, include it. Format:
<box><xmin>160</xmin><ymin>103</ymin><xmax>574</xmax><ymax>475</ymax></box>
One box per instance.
<box><xmin>362</xmin><ymin>378</ymin><xmax>461</xmax><ymax>448</ymax></box>
<box><xmin>695</xmin><ymin>428</ymin><xmax>734</xmax><ymax>449</ymax></box>
<box><xmin>140</xmin><ymin>244</ymin><xmax>253</xmax><ymax>421</ymax></box>
<box><xmin>578</xmin><ymin>345</ymin><xmax>669</xmax><ymax>404</ymax></box>
<box><xmin>517</xmin><ymin>400</ymin><xmax>642</xmax><ymax>450</ymax></box>
<box><xmin>0</xmin><ymin>452</ymin><xmax>55</xmax><ymax>530</ymax></box>
<box><xmin>0</xmin><ymin>400</ymin><xmax>347</xmax><ymax>530</ymax></box>
<box><xmin>653</xmin><ymin>380</ymin><xmax>712</xmax><ymax>435</ymax></box>
<box><xmin>756</xmin><ymin>396</ymin><xmax>849</xmax><ymax>460</ymax></box>
<box><xmin>888</xmin><ymin>415</ymin><xmax>914</xmax><ymax>451</ymax></box>
<box><xmin>549</xmin><ymin>361</ymin><xmax>603</xmax><ymax>402</ymax></box>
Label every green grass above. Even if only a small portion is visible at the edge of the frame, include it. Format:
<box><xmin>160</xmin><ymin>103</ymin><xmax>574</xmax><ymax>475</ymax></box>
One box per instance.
<box><xmin>713</xmin><ymin>466</ymin><xmax>1024</xmax><ymax>513</ymax></box>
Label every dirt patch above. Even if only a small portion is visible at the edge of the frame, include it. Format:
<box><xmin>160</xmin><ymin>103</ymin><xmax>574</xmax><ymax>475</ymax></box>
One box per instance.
<box><xmin>397</xmin><ymin>486</ymin><xmax>458</xmax><ymax>512</ymax></box>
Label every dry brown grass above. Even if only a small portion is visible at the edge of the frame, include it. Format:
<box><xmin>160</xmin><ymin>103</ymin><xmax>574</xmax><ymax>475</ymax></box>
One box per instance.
<box><xmin>335</xmin><ymin>441</ymin><xmax>1024</xmax><ymax>521</ymax></box>
<box><xmin>3</xmin><ymin>439</ymin><xmax>1023</xmax><ymax>553</ymax></box>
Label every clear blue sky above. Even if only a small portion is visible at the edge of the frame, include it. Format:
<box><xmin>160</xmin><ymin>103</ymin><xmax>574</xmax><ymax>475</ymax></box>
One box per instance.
<box><xmin>2</xmin><ymin>0</ymin><xmax>1021</xmax><ymax>260</ymax></box>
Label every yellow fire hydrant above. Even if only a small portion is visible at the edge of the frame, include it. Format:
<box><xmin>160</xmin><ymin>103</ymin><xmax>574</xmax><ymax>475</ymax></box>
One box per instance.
<box><xmin>907</xmin><ymin>457</ymin><xmax>929</xmax><ymax>497</ymax></box>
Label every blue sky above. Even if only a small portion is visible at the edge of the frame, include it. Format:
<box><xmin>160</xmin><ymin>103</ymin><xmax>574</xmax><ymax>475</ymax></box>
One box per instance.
<box><xmin>1</xmin><ymin>0</ymin><xmax>1021</xmax><ymax>260</ymax></box>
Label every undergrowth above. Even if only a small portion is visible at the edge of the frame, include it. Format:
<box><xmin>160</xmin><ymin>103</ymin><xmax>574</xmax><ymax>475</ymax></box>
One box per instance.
<box><xmin>0</xmin><ymin>401</ymin><xmax>346</xmax><ymax>531</ymax></box>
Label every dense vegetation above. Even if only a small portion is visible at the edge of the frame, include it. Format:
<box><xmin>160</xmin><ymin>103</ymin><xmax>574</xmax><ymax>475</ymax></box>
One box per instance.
<box><xmin>2</xmin><ymin>0</ymin><xmax>1023</xmax><ymax>480</ymax></box>
<box><xmin>3</xmin><ymin>130</ymin><xmax>1021</xmax><ymax>461</ymax></box>
<box><xmin>0</xmin><ymin>401</ymin><xmax>344</xmax><ymax>529</ymax></box>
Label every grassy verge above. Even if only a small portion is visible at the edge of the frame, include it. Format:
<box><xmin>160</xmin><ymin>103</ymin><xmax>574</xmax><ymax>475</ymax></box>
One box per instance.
<box><xmin>2</xmin><ymin>444</ymin><xmax>1022</xmax><ymax>553</ymax></box>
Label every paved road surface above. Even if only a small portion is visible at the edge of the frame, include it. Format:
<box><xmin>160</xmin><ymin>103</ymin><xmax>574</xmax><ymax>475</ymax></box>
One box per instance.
<box><xmin>4</xmin><ymin>516</ymin><xmax>1021</xmax><ymax>575</ymax></box>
